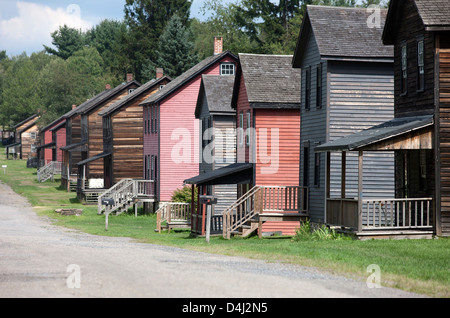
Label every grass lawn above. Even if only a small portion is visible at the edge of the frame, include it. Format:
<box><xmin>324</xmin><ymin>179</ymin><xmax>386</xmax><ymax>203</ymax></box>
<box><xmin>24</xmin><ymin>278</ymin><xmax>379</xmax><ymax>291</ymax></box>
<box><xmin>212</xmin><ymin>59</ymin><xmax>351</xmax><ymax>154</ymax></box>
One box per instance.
<box><xmin>0</xmin><ymin>147</ymin><xmax>449</xmax><ymax>298</ymax></box>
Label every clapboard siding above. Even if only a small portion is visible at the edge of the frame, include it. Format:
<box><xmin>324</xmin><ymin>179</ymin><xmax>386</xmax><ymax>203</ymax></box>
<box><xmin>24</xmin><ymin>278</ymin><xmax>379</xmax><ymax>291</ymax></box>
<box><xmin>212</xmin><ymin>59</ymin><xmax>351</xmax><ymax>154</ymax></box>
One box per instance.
<box><xmin>255</xmin><ymin>109</ymin><xmax>300</xmax><ymax>186</ymax></box>
<box><xmin>55</xmin><ymin>126</ymin><xmax>66</xmax><ymax>163</ymax></box>
<box><xmin>235</xmin><ymin>73</ymin><xmax>251</xmax><ymax>164</ymax></box>
<box><xmin>299</xmin><ymin>31</ymin><xmax>328</xmax><ymax>223</ymax></box>
<box><xmin>87</xmin><ymin>85</ymin><xmax>138</xmax><ymax>179</ymax></box>
<box><xmin>439</xmin><ymin>47</ymin><xmax>450</xmax><ymax>236</ymax></box>
<box><xmin>328</xmin><ymin>63</ymin><xmax>395</xmax><ymax>200</ymax></box>
<box><xmin>154</xmin><ymin>57</ymin><xmax>237</xmax><ymax>202</ymax></box>
<box><xmin>393</xmin><ymin>0</ymin><xmax>435</xmax><ymax>118</ymax></box>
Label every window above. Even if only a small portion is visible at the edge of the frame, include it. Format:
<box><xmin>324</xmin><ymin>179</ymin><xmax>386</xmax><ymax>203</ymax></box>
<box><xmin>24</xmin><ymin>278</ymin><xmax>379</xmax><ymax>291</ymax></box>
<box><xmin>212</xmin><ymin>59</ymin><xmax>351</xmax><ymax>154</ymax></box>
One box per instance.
<box><xmin>305</xmin><ymin>66</ymin><xmax>311</xmax><ymax>110</ymax></box>
<box><xmin>31</xmin><ymin>144</ymin><xmax>37</xmax><ymax>153</ymax></box>
<box><xmin>303</xmin><ymin>147</ymin><xmax>309</xmax><ymax>187</ymax></box>
<box><xmin>314</xmin><ymin>153</ymin><xmax>320</xmax><ymax>187</ymax></box>
<box><xmin>150</xmin><ymin>105</ymin><xmax>158</xmax><ymax>133</ymax></box>
<box><xmin>30</xmin><ymin>132</ymin><xmax>36</xmax><ymax>139</ymax></box>
<box><xmin>239</xmin><ymin>112</ymin><xmax>244</xmax><ymax>146</ymax></box>
<box><xmin>316</xmin><ymin>63</ymin><xmax>322</xmax><ymax>109</ymax></box>
<box><xmin>220</xmin><ymin>63</ymin><xmax>235</xmax><ymax>76</ymax></box>
<box><xmin>128</xmin><ymin>88</ymin><xmax>135</xmax><ymax>94</ymax></box>
<box><xmin>401</xmin><ymin>43</ymin><xmax>408</xmax><ymax>95</ymax></box>
<box><xmin>417</xmin><ymin>39</ymin><xmax>425</xmax><ymax>91</ymax></box>
<box><xmin>246</xmin><ymin>111</ymin><xmax>251</xmax><ymax>146</ymax></box>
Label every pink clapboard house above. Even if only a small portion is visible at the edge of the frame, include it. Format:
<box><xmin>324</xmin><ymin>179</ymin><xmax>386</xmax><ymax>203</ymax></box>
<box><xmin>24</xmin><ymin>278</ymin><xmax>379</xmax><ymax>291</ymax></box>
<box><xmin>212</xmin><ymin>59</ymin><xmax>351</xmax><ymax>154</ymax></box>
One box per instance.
<box><xmin>139</xmin><ymin>38</ymin><xmax>238</xmax><ymax>206</ymax></box>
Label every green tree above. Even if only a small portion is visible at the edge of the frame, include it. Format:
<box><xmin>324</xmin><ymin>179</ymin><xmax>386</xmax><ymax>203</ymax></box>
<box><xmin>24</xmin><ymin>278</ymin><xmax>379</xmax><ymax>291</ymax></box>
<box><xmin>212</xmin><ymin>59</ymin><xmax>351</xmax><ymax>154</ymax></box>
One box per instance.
<box><xmin>153</xmin><ymin>14</ymin><xmax>199</xmax><ymax>79</ymax></box>
<box><xmin>43</xmin><ymin>25</ymin><xmax>86</xmax><ymax>60</ymax></box>
<box><xmin>122</xmin><ymin>0</ymin><xmax>193</xmax><ymax>81</ymax></box>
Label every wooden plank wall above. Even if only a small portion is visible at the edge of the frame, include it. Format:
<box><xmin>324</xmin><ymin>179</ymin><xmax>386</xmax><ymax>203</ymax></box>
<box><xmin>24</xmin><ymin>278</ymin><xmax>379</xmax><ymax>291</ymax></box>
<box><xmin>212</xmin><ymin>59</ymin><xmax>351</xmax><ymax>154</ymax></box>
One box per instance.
<box><xmin>87</xmin><ymin>85</ymin><xmax>138</xmax><ymax>179</ymax></box>
<box><xmin>21</xmin><ymin>125</ymin><xmax>39</xmax><ymax>159</ymax></box>
<box><xmin>111</xmin><ymin>94</ymin><xmax>147</xmax><ymax>183</ymax></box>
<box><xmin>439</xmin><ymin>46</ymin><xmax>450</xmax><ymax>236</ymax></box>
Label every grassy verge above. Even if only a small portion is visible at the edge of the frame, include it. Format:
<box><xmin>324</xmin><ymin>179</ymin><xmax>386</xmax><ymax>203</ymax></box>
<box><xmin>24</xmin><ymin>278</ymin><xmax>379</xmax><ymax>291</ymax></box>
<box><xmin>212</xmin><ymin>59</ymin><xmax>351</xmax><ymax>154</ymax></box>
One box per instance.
<box><xmin>0</xmin><ymin>147</ymin><xmax>449</xmax><ymax>297</ymax></box>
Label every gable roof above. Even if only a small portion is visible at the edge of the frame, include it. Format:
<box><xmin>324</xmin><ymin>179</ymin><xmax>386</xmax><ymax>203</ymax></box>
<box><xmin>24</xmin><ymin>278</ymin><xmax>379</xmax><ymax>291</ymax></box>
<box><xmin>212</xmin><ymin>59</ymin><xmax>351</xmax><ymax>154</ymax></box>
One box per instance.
<box><xmin>293</xmin><ymin>5</ymin><xmax>393</xmax><ymax>67</ymax></box>
<box><xmin>76</xmin><ymin>80</ymin><xmax>141</xmax><ymax>116</ymax></box>
<box><xmin>99</xmin><ymin>76</ymin><xmax>171</xmax><ymax>117</ymax></box>
<box><xmin>140</xmin><ymin>50</ymin><xmax>238</xmax><ymax>106</ymax></box>
<box><xmin>195</xmin><ymin>75</ymin><xmax>235</xmax><ymax>118</ymax></box>
<box><xmin>63</xmin><ymin>90</ymin><xmax>111</xmax><ymax>119</ymax></box>
<box><xmin>13</xmin><ymin>114</ymin><xmax>38</xmax><ymax>129</ymax></box>
<box><xmin>233</xmin><ymin>53</ymin><xmax>301</xmax><ymax>109</ymax></box>
<box><xmin>383</xmin><ymin>0</ymin><xmax>450</xmax><ymax>44</ymax></box>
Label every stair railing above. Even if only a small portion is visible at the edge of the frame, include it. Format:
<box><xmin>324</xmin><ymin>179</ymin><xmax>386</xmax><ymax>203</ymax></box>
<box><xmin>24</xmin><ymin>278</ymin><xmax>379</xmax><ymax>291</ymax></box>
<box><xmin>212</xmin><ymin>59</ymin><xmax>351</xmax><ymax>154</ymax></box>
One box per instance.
<box><xmin>222</xmin><ymin>186</ymin><xmax>263</xmax><ymax>239</ymax></box>
<box><xmin>37</xmin><ymin>161</ymin><xmax>62</xmax><ymax>182</ymax></box>
<box><xmin>97</xmin><ymin>178</ymin><xmax>133</xmax><ymax>215</ymax></box>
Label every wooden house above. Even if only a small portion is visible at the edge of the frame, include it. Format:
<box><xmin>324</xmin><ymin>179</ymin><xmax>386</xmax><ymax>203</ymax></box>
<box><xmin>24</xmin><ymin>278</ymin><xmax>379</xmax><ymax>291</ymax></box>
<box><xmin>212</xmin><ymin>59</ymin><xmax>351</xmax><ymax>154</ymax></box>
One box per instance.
<box><xmin>6</xmin><ymin>114</ymin><xmax>38</xmax><ymax>160</ymax></box>
<box><xmin>195</xmin><ymin>74</ymin><xmax>237</xmax><ymax>216</ymax></box>
<box><xmin>291</xmin><ymin>5</ymin><xmax>396</xmax><ymax>233</ymax></box>
<box><xmin>74</xmin><ymin>76</ymin><xmax>141</xmax><ymax>201</ymax></box>
<box><xmin>139</xmin><ymin>41</ymin><xmax>238</xmax><ymax>209</ymax></box>
<box><xmin>98</xmin><ymin>72</ymin><xmax>171</xmax><ymax>190</ymax></box>
<box><xmin>37</xmin><ymin>117</ymin><xmax>66</xmax><ymax>168</ymax></box>
<box><xmin>60</xmin><ymin>94</ymin><xmax>110</xmax><ymax>191</ymax></box>
<box><xmin>185</xmin><ymin>53</ymin><xmax>304</xmax><ymax>238</ymax></box>
<box><xmin>314</xmin><ymin>0</ymin><xmax>450</xmax><ymax>238</ymax></box>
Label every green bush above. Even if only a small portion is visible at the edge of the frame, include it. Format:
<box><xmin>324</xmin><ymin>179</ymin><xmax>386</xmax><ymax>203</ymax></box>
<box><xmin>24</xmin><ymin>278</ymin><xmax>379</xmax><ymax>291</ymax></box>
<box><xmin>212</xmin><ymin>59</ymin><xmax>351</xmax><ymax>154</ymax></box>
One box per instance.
<box><xmin>293</xmin><ymin>220</ymin><xmax>350</xmax><ymax>241</ymax></box>
<box><xmin>171</xmin><ymin>185</ymin><xmax>198</xmax><ymax>204</ymax></box>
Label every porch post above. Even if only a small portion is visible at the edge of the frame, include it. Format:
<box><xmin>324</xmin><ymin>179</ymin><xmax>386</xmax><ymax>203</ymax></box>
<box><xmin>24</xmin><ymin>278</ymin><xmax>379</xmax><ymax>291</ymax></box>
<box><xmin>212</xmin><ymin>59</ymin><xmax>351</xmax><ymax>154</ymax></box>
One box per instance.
<box><xmin>325</xmin><ymin>152</ymin><xmax>331</xmax><ymax>223</ymax></box>
<box><xmin>358</xmin><ymin>151</ymin><xmax>363</xmax><ymax>233</ymax></box>
<box><xmin>341</xmin><ymin>152</ymin><xmax>346</xmax><ymax>199</ymax></box>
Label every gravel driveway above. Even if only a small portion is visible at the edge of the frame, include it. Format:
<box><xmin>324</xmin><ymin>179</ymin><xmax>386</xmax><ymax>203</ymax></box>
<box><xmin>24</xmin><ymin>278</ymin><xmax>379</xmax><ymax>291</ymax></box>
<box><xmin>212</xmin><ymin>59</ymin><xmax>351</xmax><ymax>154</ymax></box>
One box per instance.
<box><xmin>0</xmin><ymin>181</ymin><xmax>425</xmax><ymax>299</ymax></box>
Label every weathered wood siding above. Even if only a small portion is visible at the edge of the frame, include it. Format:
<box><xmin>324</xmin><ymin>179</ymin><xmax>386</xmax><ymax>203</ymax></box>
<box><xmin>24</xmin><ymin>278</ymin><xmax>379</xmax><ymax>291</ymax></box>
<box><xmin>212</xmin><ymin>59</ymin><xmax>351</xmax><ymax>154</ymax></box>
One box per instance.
<box><xmin>212</xmin><ymin>116</ymin><xmax>237</xmax><ymax>214</ymax></box>
<box><xmin>328</xmin><ymin>61</ymin><xmax>395</xmax><ymax>202</ymax></box>
<box><xmin>299</xmin><ymin>31</ymin><xmax>328</xmax><ymax>223</ymax></box>
<box><xmin>439</xmin><ymin>42</ymin><xmax>450</xmax><ymax>236</ymax></box>
<box><xmin>87</xmin><ymin>84</ymin><xmax>138</xmax><ymax>179</ymax></box>
<box><xmin>394</xmin><ymin>0</ymin><xmax>435</xmax><ymax>118</ymax></box>
<box><xmin>21</xmin><ymin>125</ymin><xmax>39</xmax><ymax>160</ymax></box>
<box><xmin>255</xmin><ymin>108</ymin><xmax>301</xmax><ymax>235</ymax></box>
<box><xmin>69</xmin><ymin>115</ymin><xmax>82</xmax><ymax>174</ymax></box>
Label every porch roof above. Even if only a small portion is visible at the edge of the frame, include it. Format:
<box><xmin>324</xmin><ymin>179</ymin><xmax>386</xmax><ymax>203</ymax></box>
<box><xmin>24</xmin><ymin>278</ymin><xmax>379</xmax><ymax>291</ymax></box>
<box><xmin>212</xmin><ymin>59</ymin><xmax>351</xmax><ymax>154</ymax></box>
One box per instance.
<box><xmin>184</xmin><ymin>163</ymin><xmax>253</xmax><ymax>186</ymax></box>
<box><xmin>77</xmin><ymin>151</ymin><xmax>111</xmax><ymax>166</ymax></box>
<box><xmin>315</xmin><ymin>115</ymin><xmax>434</xmax><ymax>152</ymax></box>
<box><xmin>36</xmin><ymin>142</ymin><xmax>55</xmax><ymax>150</ymax></box>
<box><xmin>60</xmin><ymin>141</ymin><xmax>87</xmax><ymax>152</ymax></box>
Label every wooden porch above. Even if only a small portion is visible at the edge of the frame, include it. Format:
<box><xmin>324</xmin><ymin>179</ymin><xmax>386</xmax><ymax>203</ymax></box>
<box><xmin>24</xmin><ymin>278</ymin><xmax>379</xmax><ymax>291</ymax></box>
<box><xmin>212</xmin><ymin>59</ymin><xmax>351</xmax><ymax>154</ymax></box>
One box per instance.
<box><xmin>190</xmin><ymin>185</ymin><xmax>309</xmax><ymax>239</ymax></box>
<box><xmin>316</xmin><ymin>116</ymin><xmax>436</xmax><ymax>239</ymax></box>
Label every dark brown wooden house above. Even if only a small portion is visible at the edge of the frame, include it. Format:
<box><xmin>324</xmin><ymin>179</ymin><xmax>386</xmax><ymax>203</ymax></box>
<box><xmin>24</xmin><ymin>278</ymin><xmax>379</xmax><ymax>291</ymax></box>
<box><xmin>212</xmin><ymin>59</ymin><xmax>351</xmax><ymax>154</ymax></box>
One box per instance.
<box><xmin>6</xmin><ymin>114</ymin><xmax>39</xmax><ymax>160</ymax></box>
<box><xmin>316</xmin><ymin>0</ymin><xmax>450</xmax><ymax>238</ymax></box>
<box><xmin>98</xmin><ymin>74</ymin><xmax>171</xmax><ymax>189</ymax></box>
<box><xmin>74</xmin><ymin>76</ymin><xmax>141</xmax><ymax>201</ymax></box>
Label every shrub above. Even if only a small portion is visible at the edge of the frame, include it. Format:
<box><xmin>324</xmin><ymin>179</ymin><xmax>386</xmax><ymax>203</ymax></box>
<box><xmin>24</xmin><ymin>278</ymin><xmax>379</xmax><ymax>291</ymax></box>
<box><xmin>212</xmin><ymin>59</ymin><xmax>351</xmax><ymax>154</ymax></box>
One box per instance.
<box><xmin>293</xmin><ymin>220</ymin><xmax>350</xmax><ymax>241</ymax></box>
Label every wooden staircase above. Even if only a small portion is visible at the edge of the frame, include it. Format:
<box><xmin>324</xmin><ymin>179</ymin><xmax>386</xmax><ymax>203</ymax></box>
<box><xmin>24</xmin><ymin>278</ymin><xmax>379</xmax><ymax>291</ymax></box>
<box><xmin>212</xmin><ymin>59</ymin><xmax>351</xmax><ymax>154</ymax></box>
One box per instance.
<box><xmin>222</xmin><ymin>186</ymin><xmax>309</xmax><ymax>239</ymax></box>
<box><xmin>37</xmin><ymin>161</ymin><xmax>62</xmax><ymax>182</ymax></box>
<box><xmin>97</xmin><ymin>179</ymin><xmax>156</xmax><ymax>230</ymax></box>
<box><xmin>155</xmin><ymin>202</ymin><xmax>192</xmax><ymax>233</ymax></box>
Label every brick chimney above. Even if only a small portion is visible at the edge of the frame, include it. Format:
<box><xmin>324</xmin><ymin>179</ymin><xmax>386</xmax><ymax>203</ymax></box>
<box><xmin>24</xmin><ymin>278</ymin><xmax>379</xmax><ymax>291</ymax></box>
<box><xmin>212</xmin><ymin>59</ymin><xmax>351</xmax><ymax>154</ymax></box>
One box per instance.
<box><xmin>105</xmin><ymin>84</ymin><xmax>111</xmax><ymax>90</ymax></box>
<box><xmin>126</xmin><ymin>73</ymin><xmax>133</xmax><ymax>83</ymax></box>
<box><xmin>156</xmin><ymin>68</ymin><xmax>164</xmax><ymax>79</ymax></box>
<box><xmin>214</xmin><ymin>37</ymin><xmax>223</xmax><ymax>55</ymax></box>
<box><xmin>72</xmin><ymin>104</ymin><xmax>77</xmax><ymax>110</ymax></box>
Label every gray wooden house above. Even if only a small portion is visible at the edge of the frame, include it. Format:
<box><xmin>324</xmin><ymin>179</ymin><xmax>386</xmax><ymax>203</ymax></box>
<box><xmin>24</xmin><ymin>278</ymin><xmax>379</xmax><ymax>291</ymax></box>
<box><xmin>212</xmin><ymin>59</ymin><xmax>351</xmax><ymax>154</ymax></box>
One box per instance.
<box><xmin>195</xmin><ymin>74</ymin><xmax>237</xmax><ymax>215</ymax></box>
<box><xmin>292</xmin><ymin>5</ymin><xmax>395</xmax><ymax>227</ymax></box>
<box><xmin>315</xmin><ymin>0</ymin><xmax>450</xmax><ymax>238</ymax></box>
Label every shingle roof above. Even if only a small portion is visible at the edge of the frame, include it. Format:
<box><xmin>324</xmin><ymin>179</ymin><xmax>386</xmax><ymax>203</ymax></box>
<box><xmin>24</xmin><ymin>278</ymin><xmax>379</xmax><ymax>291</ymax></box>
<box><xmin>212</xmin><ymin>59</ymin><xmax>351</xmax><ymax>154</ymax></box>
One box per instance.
<box><xmin>63</xmin><ymin>90</ymin><xmax>111</xmax><ymax>119</ymax></box>
<box><xmin>195</xmin><ymin>75</ymin><xmax>235</xmax><ymax>118</ymax></box>
<box><xmin>99</xmin><ymin>76</ymin><xmax>171</xmax><ymax>117</ymax></box>
<box><xmin>140</xmin><ymin>51</ymin><xmax>238</xmax><ymax>106</ymax></box>
<box><xmin>237</xmin><ymin>53</ymin><xmax>301</xmax><ymax>107</ymax></box>
<box><xmin>383</xmin><ymin>0</ymin><xmax>450</xmax><ymax>44</ymax></box>
<box><xmin>293</xmin><ymin>5</ymin><xmax>393</xmax><ymax>67</ymax></box>
<box><xmin>13</xmin><ymin>114</ymin><xmax>38</xmax><ymax>129</ymax></box>
<box><xmin>315</xmin><ymin>115</ymin><xmax>433</xmax><ymax>152</ymax></box>
<box><xmin>415</xmin><ymin>0</ymin><xmax>450</xmax><ymax>28</ymax></box>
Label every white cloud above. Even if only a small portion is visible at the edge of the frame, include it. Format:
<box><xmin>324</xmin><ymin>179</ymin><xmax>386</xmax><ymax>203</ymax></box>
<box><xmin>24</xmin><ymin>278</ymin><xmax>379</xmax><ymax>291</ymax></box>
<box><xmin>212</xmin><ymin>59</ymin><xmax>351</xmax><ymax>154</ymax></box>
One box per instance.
<box><xmin>0</xmin><ymin>1</ymin><xmax>93</xmax><ymax>56</ymax></box>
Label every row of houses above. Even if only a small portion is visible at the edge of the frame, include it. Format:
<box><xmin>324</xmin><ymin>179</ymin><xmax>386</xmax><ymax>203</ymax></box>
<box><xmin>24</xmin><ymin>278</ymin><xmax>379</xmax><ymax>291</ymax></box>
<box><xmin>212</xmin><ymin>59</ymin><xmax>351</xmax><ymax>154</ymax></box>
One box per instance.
<box><xmin>6</xmin><ymin>1</ymin><xmax>450</xmax><ymax>239</ymax></box>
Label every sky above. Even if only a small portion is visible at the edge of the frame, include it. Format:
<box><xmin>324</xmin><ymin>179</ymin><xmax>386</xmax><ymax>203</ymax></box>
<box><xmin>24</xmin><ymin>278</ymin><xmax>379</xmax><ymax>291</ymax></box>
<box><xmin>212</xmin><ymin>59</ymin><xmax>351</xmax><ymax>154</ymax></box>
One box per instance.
<box><xmin>0</xmin><ymin>0</ymin><xmax>224</xmax><ymax>57</ymax></box>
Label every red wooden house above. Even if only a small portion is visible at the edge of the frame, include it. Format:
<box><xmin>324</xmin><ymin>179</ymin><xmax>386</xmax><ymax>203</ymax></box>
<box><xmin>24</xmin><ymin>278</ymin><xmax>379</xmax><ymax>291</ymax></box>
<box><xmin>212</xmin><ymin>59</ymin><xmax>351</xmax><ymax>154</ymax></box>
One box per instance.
<box><xmin>37</xmin><ymin>117</ymin><xmax>66</xmax><ymax>167</ymax></box>
<box><xmin>186</xmin><ymin>54</ymin><xmax>305</xmax><ymax>238</ymax></box>
<box><xmin>139</xmin><ymin>39</ymin><xmax>238</xmax><ymax>208</ymax></box>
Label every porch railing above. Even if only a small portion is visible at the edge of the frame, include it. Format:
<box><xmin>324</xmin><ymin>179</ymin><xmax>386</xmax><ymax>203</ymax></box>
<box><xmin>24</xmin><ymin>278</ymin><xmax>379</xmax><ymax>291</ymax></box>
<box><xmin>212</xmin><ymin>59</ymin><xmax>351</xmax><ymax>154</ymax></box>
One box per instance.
<box><xmin>156</xmin><ymin>202</ymin><xmax>192</xmax><ymax>233</ymax></box>
<box><xmin>326</xmin><ymin>197</ymin><xmax>433</xmax><ymax>231</ymax></box>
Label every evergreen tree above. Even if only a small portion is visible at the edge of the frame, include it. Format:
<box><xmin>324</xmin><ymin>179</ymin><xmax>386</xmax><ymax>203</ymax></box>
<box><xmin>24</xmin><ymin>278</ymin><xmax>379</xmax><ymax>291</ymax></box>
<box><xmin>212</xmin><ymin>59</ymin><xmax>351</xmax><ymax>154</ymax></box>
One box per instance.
<box><xmin>122</xmin><ymin>0</ymin><xmax>193</xmax><ymax>81</ymax></box>
<box><xmin>154</xmin><ymin>14</ymin><xmax>199</xmax><ymax>79</ymax></box>
<box><xmin>43</xmin><ymin>25</ymin><xmax>86</xmax><ymax>60</ymax></box>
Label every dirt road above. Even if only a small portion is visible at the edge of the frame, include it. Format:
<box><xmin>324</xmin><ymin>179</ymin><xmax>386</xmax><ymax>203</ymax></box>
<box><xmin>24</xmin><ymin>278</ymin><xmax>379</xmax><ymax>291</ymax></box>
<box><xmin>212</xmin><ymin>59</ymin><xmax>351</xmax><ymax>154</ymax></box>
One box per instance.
<box><xmin>0</xmin><ymin>181</ymin><xmax>425</xmax><ymax>299</ymax></box>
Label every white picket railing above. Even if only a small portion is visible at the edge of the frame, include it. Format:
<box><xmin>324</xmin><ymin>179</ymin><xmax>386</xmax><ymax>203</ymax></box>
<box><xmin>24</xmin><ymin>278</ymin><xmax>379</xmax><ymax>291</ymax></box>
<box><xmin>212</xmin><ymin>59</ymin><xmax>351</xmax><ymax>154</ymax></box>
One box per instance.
<box><xmin>37</xmin><ymin>161</ymin><xmax>62</xmax><ymax>182</ymax></box>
